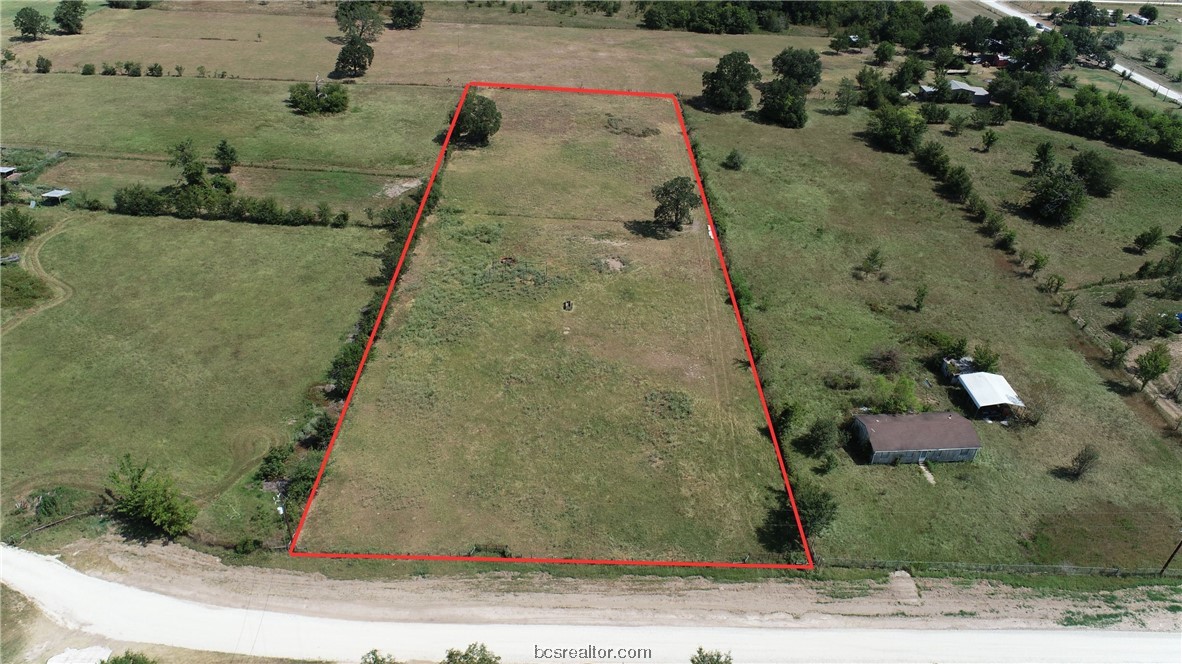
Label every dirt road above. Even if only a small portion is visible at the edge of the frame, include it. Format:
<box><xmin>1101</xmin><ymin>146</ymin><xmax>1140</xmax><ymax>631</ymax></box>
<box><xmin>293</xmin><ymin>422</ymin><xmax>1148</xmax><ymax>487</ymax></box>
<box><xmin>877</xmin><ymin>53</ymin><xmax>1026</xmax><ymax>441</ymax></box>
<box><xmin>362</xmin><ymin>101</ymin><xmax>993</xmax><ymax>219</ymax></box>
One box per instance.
<box><xmin>3</xmin><ymin>539</ymin><xmax>1181</xmax><ymax>663</ymax></box>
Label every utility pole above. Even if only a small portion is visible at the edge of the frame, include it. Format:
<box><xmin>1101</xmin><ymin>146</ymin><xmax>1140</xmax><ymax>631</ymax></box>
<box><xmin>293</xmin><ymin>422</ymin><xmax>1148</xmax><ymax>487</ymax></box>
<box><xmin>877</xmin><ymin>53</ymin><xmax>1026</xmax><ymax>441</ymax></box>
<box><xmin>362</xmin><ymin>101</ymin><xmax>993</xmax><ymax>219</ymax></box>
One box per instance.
<box><xmin>1160</xmin><ymin>529</ymin><xmax>1182</xmax><ymax>577</ymax></box>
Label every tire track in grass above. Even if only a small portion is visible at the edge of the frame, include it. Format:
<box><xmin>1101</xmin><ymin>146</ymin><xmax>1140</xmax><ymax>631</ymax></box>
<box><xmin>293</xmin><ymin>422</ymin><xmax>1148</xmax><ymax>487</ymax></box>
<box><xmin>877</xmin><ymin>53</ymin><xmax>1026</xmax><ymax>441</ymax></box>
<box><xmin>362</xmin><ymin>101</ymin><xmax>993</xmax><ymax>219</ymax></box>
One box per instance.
<box><xmin>2</xmin><ymin>215</ymin><xmax>78</xmax><ymax>336</ymax></box>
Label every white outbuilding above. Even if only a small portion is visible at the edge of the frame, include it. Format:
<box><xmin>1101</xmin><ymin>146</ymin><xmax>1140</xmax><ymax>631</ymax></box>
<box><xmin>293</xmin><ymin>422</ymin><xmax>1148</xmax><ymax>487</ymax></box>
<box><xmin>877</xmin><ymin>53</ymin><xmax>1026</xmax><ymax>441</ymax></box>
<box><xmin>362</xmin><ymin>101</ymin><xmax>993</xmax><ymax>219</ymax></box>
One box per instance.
<box><xmin>957</xmin><ymin>372</ymin><xmax>1025</xmax><ymax>415</ymax></box>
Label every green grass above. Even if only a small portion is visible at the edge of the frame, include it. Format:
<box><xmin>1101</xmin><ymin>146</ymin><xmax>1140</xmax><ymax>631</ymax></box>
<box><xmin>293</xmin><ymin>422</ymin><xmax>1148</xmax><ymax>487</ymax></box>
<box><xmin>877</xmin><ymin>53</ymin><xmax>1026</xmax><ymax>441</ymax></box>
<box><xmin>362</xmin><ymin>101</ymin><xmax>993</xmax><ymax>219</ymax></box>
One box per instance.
<box><xmin>0</xmin><ymin>211</ymin><xmax>383</xmax><ymax>528</ymax></box>
<box><xmin>0</xmin><ymin>584</ymin><xmax>35</xmax><ymax>663</ymax></box>
<box><xmin>0</xmin><ymin>74</ymin><xmax>455</xmax><ymax>172</ymax></box>
<box><xmin>0</xmin><ymin>266</ymin><xmax>51</xmax><ymax>311</ymax></box>
<box><xmin>298</xmin><ymin>91</ymin><xmax>789</xmax><ymax>563</ymax></box>
<box><xmin>684</xmin><ymin>101</ymin><xmax>1182</xmax><ymax>568</ymax></box>
<box><xmin>1059</xmin><ymin>609</ymin><xmax>1128</xmax><ymax>627</ymax></box>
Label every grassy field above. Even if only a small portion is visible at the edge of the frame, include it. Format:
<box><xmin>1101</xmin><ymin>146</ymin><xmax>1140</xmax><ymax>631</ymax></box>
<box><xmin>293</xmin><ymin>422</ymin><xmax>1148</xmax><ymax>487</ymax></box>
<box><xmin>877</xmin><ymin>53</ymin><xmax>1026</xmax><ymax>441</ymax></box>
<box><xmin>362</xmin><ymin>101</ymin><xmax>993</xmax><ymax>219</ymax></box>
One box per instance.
<box><xmin>0</xmin><ymin>75</ymin><xmax>454</xmax><ymax>172</ymax></box>
<box><xmin>0</xmin><ymin>211</ymin><xmax>382</xmax><ymax>517</ymax></box>
<box><xmin>685</xmin><ymin>101</ymin><xmax>1182</xmax><ymax>567</ymax></box>
<box><xmin>37</xmin><ymin>156</ymin><xmax>401</xmax><ymax>215</ymax></box>
<box><xmin>297</xmin><ymin>90</ymin><xmax>792</xmax><ymax>562</ymax></box>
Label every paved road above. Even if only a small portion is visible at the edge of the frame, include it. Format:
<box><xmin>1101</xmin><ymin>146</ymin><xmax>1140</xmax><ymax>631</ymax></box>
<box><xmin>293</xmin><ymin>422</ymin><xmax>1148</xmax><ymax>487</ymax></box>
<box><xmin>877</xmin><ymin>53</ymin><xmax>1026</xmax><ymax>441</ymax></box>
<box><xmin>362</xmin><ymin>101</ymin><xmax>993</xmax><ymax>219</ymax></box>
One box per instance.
<box><xmin>979</xmin><ymin>0</ymin><xmax>1182</xmax><ymax>104</ymax></box>
<box><xmin>3</xmin><ymin>545</ymin><xmax>1179</xmax><ymax>663</ymax></box>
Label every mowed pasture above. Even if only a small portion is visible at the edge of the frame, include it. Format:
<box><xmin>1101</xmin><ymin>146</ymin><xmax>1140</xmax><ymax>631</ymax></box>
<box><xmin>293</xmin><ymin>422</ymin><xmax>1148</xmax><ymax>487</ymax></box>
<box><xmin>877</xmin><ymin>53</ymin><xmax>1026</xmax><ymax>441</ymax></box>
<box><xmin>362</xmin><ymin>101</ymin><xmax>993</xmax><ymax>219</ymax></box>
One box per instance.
<box><xmin>686</xmin><ymin>102</ymin><xmax>1182</xmax><ymax>567</ymax></box>
<box><xmin>0</xmin><ymin>75</ymin><xmax>454</xmax><ymax>173</ymax></box>
<box><xmin>0</xmin><ymin>211</ymin><xmax>382</xmax><ymax>507</ymax></box>
<box><xmin>297</xmin><ymin>91</ymin><xmax>792</xmax><ymax>562</ymax></box>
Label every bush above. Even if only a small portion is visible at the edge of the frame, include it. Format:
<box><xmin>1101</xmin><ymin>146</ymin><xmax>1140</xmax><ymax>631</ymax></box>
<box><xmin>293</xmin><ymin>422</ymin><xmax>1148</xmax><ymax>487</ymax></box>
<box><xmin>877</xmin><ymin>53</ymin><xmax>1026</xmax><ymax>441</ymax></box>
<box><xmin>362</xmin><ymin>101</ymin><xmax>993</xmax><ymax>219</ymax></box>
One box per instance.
<box><xmin>913</xmin><ymin>140</ymin><xmax>950</xmax><ymax>178</ymax></box>
<box><xmin>995</xmin><ymin>229</ymin><xmax>1017</xmax><ymax>251</ymax></box>
<box><xmin>1133</xmin><ymin>225</ymin><xmax>1164</xmax><ymax>254</ymax></box>
<box><xmin>388</xmin><ymin>1</ymin><xmax>425</xmax><ymax>29</ymax></box>
<box><xmin>982</xmin><ymin>210</ymin><xmax>1006</xmax><ymax>237</ymax></box>
<box><xmin>866</xmin><ymin>105</ymin><xmax>926</xmax><ymax>153</ymax></box>
<box><xmin>1111</xmin><ymin>286</ymin><xmax>1138</xmax><ymax>307</ymax></box>
<box><xmin>287</xmin><ymin>81</ymin><xmax>349</xmax><ymax>115</ymax></box>
<box><xmin>796</xmin><ymin>418</ymin><xmax>842</xmax><ymax>457</ymax></box>
<box><xmin>101</xmin><ymin>62</ymin><xmax>117</xmax><ymax>75</ymax></box>
<box><xmin>106</xmin><ymin>455</ymin><xmax>198</xmax><ymax>538</ymax></box>
<box><xmin>1025</xmin><ymin>163</ymin><xmax>1087</xmax><ymax>226</ymax></box>
<box><xmin>866</xmin><ymin>346</ymin><xmax>904</xmax><ymax>374</ymax></box>
<box><xmin>756</xmin><ymin>77</ymin><xmax>808</xmax><ymax>128</ymax></box>
<box><xmin>113</xmin><ymin>184</ymin><xmax>170</xmax><ymax>216</ymax></box>
<box><xmin>35</xmin><ymin>55</ymin><xmax>51</xmax><ymax>73</ymax></box>
<box><xmin>941</xmin><ymin>165</ymin><xmax>973</xmax><ymax>202</ymax></box>
<box><xmin>254</xmin><ymin>444</ymin><xmax>293</xmax><ymax>482</ymax></box>
<box><xmin>919</xmin><ymin>102</ymin><xmax>950</xmax><ymax>124</ymax></box>
<box><xmin>871</xmin><ymin>374</ymin><xmax>919</xmax><ymax>414</ymax></box>
<box><xmin>1</xmin><ymin>208</ymin><xmax>40</xmax><ymax>243</ymax></box>
<box><xmin>1112</xmin><ymin>311</ymin><xmax>1136</xmax><ymax>336</ymax></box>
<box><xmin>146</xmin><ymin>62</ymin><xmax>163</xmax><ymax>77</ymax></box>
<box><xmin>123</xmin><ymin>61</ymin><xmax>142</xmax><ymax>76</ymax></box>
<box><xmin>721</xmin><ymin>149</ymin><xmax>745</xmax><ymax>170</ymax></box>
<box><xmin>972</xmin><ymin>342</ymin><xmax>1000</xmax><ymax>372</ymax></box>
<box><xmin>1064</xmin><ymin>445</ymin><xmax>1100</xmax><ymax>480</ymax></box>
<box><xmin>1071</xmin><ymin>149</ymin><xmax>1119</xmax><ymax>197</ymax></box>
<box><xmin>965</xmin><ymin>192</ymin><xmax>988</xmax><ymax>220</ymax></box>
<box><xmin>81</xmin><ymin>63</ymin><xmax>95</xmax><ymax>75</ymax></box>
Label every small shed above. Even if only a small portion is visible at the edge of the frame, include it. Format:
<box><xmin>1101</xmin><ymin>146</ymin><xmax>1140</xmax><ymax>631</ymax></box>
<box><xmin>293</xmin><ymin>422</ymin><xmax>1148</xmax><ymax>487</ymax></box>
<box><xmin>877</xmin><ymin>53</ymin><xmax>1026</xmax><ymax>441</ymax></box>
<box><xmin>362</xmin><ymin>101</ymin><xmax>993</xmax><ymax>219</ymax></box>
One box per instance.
<box><xmin>41</xmin><ymin>189</ymin><xmax>71</xmax><ymax>204</ymax></box>
<box><xmin>854</xmin><ymin>412</ymin><xmax>981</xmax><ymax>464</ymax></box>
<box><xmin>0</xmin><ymin>166</ymin><xmax>16</xmax><ymax>178</ymax></box>
<box><xmin>957</xmin><ymin>372</ymin><xmax>1025</xmax><ymax>416</ymax></box>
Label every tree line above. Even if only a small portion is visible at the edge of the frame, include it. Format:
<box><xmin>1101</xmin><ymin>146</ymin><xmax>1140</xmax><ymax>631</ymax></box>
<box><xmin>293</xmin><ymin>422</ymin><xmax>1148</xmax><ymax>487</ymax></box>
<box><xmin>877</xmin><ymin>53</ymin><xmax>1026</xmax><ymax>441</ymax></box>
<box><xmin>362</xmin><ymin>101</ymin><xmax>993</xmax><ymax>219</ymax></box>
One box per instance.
<box><xmin>699</xmin><ymin>47</ymin><xmax>821</xmax><ymax>129</ymax></box>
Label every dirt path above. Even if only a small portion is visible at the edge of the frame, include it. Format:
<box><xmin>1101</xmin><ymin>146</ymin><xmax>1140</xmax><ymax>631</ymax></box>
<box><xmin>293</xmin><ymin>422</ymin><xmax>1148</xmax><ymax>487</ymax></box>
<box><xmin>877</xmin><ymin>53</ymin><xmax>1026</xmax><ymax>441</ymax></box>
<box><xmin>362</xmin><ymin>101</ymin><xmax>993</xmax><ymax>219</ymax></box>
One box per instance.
<box><xmin>2</xmin><ymin>215</ymin><xmax>77</xmax><ymax>336</ymax></box>
<box><xmin>4</xmin><ymin>539</ymin><xmax>1180</xmax><ymax>663</ymax></box>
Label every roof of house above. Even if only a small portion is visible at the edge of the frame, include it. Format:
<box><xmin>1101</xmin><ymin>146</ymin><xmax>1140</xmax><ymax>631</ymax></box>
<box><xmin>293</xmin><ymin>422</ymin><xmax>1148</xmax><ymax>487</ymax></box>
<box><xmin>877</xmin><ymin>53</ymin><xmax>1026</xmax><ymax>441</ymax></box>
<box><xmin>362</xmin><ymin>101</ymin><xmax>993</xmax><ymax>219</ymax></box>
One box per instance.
<box><xmin>949</xmin><ymin>80</ymin><xmax>989</xmax><ymax>96</ymax></box>
<box><xmin>855</xmin><ymin>412</ymin><xmax>981</xmax><ymax>452</ymax></box>
<box><xmin>42</xmin><ymin>189</ymin><xmax>72</xmax><ymax>198</ymax></box>
<box><xmin>957</xmin><ymin>372</ymin><xmax>1026</xmax><ymax>409</ymax></box>
<box><xmin>0</xmin><ymin>166</ymin><xmax>16</xmax><ymax>174</ymax></box>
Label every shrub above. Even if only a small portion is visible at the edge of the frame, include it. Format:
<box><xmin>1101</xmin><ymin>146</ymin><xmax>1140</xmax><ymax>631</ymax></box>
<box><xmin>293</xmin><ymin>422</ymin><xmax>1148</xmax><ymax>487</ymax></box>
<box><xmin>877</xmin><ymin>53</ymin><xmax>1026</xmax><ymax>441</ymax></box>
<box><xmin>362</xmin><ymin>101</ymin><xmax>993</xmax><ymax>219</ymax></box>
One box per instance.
<box><xmin>1</xmin><ymin>208</ymin><xmax>39</xmax><ymax>242</ymax></box>
<box><xmin>866</xmin><ymin>346</ymin><xmax>904</xmax><ymax>374</ymax></box>
<box><xmin>721</xmin><ymin>149</ymin><xmax>745</xmax><ymax>170</ymax></box>
<box><xmin>871</xmin><ymin>374</ymin><xmax>919</xmax><ymax>414</ymax></box>
<box><xmin>287</xmin><ymin>81</ymin><xmax>349</xmax><ymax>115</ymax></box>
<box><xmin>146</xmin><ymin>62</ymin><xmax>163</xmax><ymax>77</ymax></box>
<box><xmin>1043</xmin><ymin>273</ymin><xmax>1065</xmax><ymax>293</ymax></box>
<box><xmin>81</xmin><ymin>63</ymin><xmax>95</xmax><ymax>75</ymax></box>
<box><xmin>1108</xmin><ymin>338</ymin><xmax>1130</xmax><ymax>367</ymax></box>
<box><xmin>254</xmin><ymin>444</ymin><xmax>293</xmax><ymax>482</ymax></box>
<box><xmin>796</xmin><ymin>418</ymin><xmax>842</xmax><ymax>457</ymax></box>
<box><xmin>1133</xmin><ymin>226</ymin><xmax>1164</xmax><ymax>254</ymax></box>
<box><xmin>1112</xmin><ymin>311</ymin><xmax>1136</xmax><ymax>336</ymax></box>
<box><xmin>1111</xmin><ymin>286</ymin><xmax>1138</xmax><ymax>307</ymax></box>
<box><xmin>913</xmin><ymin>140</ymin><xmax>950</xmax><ymax>178</ymax></box>
<box><xmin>1136</xmin><ymin>342</ymin><xmax>1172</xmax><ymax>390</ymax></box>
<box><xmin>965</xmin><ymin>192</ymin><xmax>988</xmax><ymax>219</ymax></box>
<box><xmin>100</xmin><ymin>62</ymin><xmax>117</xmax><ymax>75</ymax></box>
<box><xmin>388</xmin><ymin>1</ymin><xmax>425</xmax><ymax>29</ymax></box>
<box><xmin>972</xmin><ymin>342</ymin><xmax>1000</xmax><ymax>372</ymax></box>
<box><xmin>106</xmin><ymin>455</ymin><xmax>198</xmax><ymax>538</ymax></box>
<box><xmin>919</xmin><ymin>102</ymin><xmax>950</xmax><ymax>124</ymax></box>
<box><xmin>1025</xmin><ymin>163</ymin><xmax>1087</xmax><ymax>226</ymax></box>
<box><xmin>942</xmin><ymin>165</ymin><xmax>974</xmax><ymax>202</ymax></box>
<box><xmin>995</xmin><ymin>229</ymin><xmax>1017</xmax><ymax>251</ymax></box>
<box><xmin>1071</xmin><ymin>149</ymin><xmax>1119</xmax><ymax>197</ymax></box>
<box><xmin>982</xmin><ymin>210</ymin><xmax>1006</xmax><ymax>237</ymax></box>
<box><xmin>35</xmin><ymin>55</ymin><xmax>51</xmax><ymax>73</ymax></box>
<box><xmin>123</xmin><ymin>61</ymin><xmax>142</xmax><ymax>76</ymax></box>
<box><xmin>113</xmin><ymin>184</ymin><xmax>170</xmax><ymax>216</ymax></box>
<box><xmin>866</xmin><ymin>105</ymin><xmax>927</xmax><ymax>153</ymax></box>
<box><xmin>1064</xmin><ymin>445</ymin><xmax>1100</xmax><ymax>480</ymax></box>
<box><xmin>756</xmin><ymin>77</ymin><xmax>808</xmax><ymax>128</ymax></box>
<box><xmin>947</xmin><ymin>113</ymin><xmax>968</xmax><ymax>136</ymax></box>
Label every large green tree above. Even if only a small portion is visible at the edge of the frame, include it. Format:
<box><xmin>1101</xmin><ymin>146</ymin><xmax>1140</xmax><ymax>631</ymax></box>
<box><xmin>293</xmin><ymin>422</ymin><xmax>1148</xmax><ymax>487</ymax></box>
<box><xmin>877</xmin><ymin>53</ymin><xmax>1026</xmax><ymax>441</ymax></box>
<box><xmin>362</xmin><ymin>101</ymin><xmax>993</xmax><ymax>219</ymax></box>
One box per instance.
<box><xmin>335</xmin><ymin>0</ymin><xmax>384</xmax><ymax>40</ymax></box>
<box><xmin>866</xmin><ymin>105</ymin><xmax>927</xmax><ymax>153</ymax></box>
<box><xmin>53</xmin><ymin>0</ymin><xmax>87</xmax><ymax>34</ymax></box>
<box><xmin>335</xmin><ymin>32</ymin><xmax>375</xmax><ymax>77</ymax></box>
<box><xmin>756</xmin><ymin>77</ymin><xmax>808</xmax><ymax>128</ymax></box>
<box><xmin>770</xmin><ymin>47</ymin><xmax>821</xmax><ymax>89</ymax></box>
<box><xmin>388</xmin><ymin>1</ymin><xmax>425</xmax><ymax>29</ymax></box>
<box><xmin>700</xmin><ymin>51</ymin><xmax>761</xmax><ymax>111</ymax></box>
<box><xmin>1025</xmin><ymin>163</ymin><xmax>1087</xmax><ymax>225</ymax></box>
<box><xmin>651</xmin><ymin>176</ymin><xmax>701</xmax><ymax>231</ymax></box>
<box><xmin>441</xmin><ymin>643</ymin><xmax>500</xmax><ymax>664</ymax></box>
<box><xmin>1070</xmin><ymin>148</ymin><xmax>1119</xmax><ymax>197</ymax></box>
<box><xmin>1135</xmin><ymin>342</ymin><xmax>1171</xmax><ymax>390</ymax></box>
<box><xmin>14</xmin><ymin>7</ymin><xmax>51</xmax><ymax>40</ymax></box>
<box><xmin>106</xmin><ymin>455</ymin><xmax>198</xmax><ymax>538</ymax></box>
<box><xmin>167</xmin><ymin>138</ymin><xmax>206</xmax><ymax>187</ymax></box>
<box><xmin>453</xmin><ymin>94</ymin><xmax>502</xmax><ymax>146</ymax></box>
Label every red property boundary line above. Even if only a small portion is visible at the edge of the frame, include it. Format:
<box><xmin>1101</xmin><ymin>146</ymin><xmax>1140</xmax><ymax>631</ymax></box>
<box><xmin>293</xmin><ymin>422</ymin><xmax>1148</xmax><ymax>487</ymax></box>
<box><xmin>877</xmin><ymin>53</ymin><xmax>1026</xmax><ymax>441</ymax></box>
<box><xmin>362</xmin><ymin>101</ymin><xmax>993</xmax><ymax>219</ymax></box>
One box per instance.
<box><xmin>288</xmin><ymin>81</ymin><xmax>814</xmax><ymax>571</ymax></box>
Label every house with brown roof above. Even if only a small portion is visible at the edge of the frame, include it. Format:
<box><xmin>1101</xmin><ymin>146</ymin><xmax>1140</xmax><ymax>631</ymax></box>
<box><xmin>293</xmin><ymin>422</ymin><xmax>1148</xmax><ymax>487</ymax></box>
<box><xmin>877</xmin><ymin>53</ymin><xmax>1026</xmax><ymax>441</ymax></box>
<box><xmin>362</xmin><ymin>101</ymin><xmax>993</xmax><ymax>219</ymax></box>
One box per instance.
<box><xmin>853</xmin><ymin>412</ymin><xmax>981</xmax><ymax>464</ymax></box>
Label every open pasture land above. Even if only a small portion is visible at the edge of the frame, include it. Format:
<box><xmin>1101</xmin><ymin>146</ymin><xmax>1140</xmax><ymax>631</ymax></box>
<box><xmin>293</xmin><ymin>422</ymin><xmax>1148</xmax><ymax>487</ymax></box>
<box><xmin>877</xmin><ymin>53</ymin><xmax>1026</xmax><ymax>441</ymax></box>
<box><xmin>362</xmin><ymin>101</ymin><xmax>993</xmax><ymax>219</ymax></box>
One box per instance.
<box><xmin>0</xmin><ymin>211</ymin><xmax>382</xmax><ymax>513</ymax></box>
<box><xmin>0</xmin><ymin>75</ymin><xmax>454</xmax><ymax>173</ymax></box>
<box><xmin>296</xmin><ymin>89</ymin><xmax>797</xmax><ymax>564</ymax></box>
<box><xmin>685</xmin><ymin>102</ymin><xmax>1182</xmax><ymax>568</ymax></box>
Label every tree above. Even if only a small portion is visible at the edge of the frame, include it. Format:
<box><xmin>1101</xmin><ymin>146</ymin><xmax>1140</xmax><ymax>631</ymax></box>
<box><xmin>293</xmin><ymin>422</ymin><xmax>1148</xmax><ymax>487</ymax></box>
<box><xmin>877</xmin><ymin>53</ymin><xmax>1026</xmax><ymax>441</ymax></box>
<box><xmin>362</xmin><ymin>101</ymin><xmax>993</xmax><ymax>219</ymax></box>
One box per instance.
<box><xmin>1064</xmin><ymin>0</ymin><xmax>1103</xmax><ymax>27</ymax></box>
<box><xmin>101</xmin><ymin>653</ymin><xmax>159</xmax><ymax>664</ymax></box>
<box><xmin>651</xmin><ymin>176</ymin><xmax>701</xmax><ymax>231</ymax></box>
<box><xmin>388</xmin><ymin>1</ymin><xmax>424</xmax><ymax>29</ymax></box>
<box><xmin>287</xmin><ymin>81</ymin><xmax>349</xmax><ymax>115</ymax></box>
<box><xmin>947</xmin><ymin>113</ymin><xmax>968</xmax><ymax>136</ymax></box>
<box><xmin>914</xmin><ymin>283</ymin><xmax>929</xmax><ymax>312</ymax></box>
<box><xmin>873</xmin><ymin>41</ymin><xmax>896</xmax><ymax>65</ymax></box>
<box><xmin>168</xmin><ymin>138</ymin><xmax>206</xmax><ymax>187</ymax></box>
<box><xmin>991</xmin><ymin>16</ymin><xmax>1036</xmax><ymax>54</ymax></box>
<box><xmin>793</xmin><ymin>479</ymin><xmax>838</xmax><ymax>538</ymax></box>
<box><xmin>441</xmin><ymin>643</ymin><xmax>500</xmax><ymax>664</ymax></box>
<box><xmin>1</xmin><ymin>208</ymin><xmax>39</xmax><ymax>243</ymax></box>
<box><xmin>943</xmin><ymin>165</ymin><xmax>973</xmax><ymax>202</ymax></box>
<box><xmin>833</xmin><ymin>77</ymin><xmax>858</xmax><ymax>114</ymax></box>
<box><xmin>1133</xmin><ymin>225</ymin><xmax>1164</xmax><ymax>254</ymax></box>
<box><xmin>335</xmin><ymin>32</ymin><xmax>375</xmax><ymax>77</ymax></box>
<box><xmin>1031</xmin><ymin>140</ymin><xmax>1055</xmax><ymax>175</ymax></box>
<box><xmin>1139</xmin><ymin>4</ymin><xmax>1159</xmax><ymax>22</ymax></box>
<box><xmin>1112</xmin><ymin>286</ymin><xmax>1138</xmax><ymax>308</ymax></box>
<box><xmin>54</xmin><ymin>0</ymin><xmax>87</xmax><ymax>34</ymax></box>
<box><xmin>35</xmin><ymin>55</ymin><xmax>52</xmax><ymax>73</ymax></box>
<box><xmin>213</xmin><ymin>139</ymin><xmax>239</xmax><ymax>173</ymax></box>
<box><xmin>360</xmin><ymin>651</ymin><xmax>403</xmax><ymax>664</ymax></box>
<box><xmin>1066</xmin><ymin>445</ymin><xmax>1100</xmax><ymax>479</ymax></box>
<box><xmin>958</xmin><ymin>15</ymin><xmax>995</xmax><ymax>54</ymax></box>
<box><xmin>335</xmin><ymin>0</ymin><xmax>383</xmax><ymax>40</ymax></box>
<box><xmin>889</xmin><ymin>54</ymin><xmax>926</xmax><ymax>91</ymax></box>
<box><xmin>866</xmin><ymin>105</ymin><xmax>926</xmax><ymax>153</ymax></box>
<box><xmin>454</xmin><ymin>93</ymin><xmax>502</xmax><ymax>146</ymax></box>
<box><xmin>106</xmin><ymin>455</ymin><xmax>198</xmax><ymax>538</ymax></box>
<box><xmin>146</xmin><ymin>62</ymin><xmax>163</xmax><ymax>77</ymax></box>
<box><xmin>1025</xmin><ymin>163</ymin><xmax>1087</xmax><ymax>226</ymax></box>
<box><xmin>770</xmin><ymin>47</ymin><xmax>821</xmax><ymax>89</ymax></box>
<box><xmin>973</xmin><ymin>342</ymin><xmax>1001</xmax><ymax>372</ymax></box>
<box><xmin>1108</xmin><ymin>338</ymin><xmax>1131</xmax><ymax>367</ymax></box>
<box><xmin>861</xmin><ymin>247</ymin><xmax>885</xmax><ymax>273</ymax></box>
<box><xmin>1135</xmin><ymin>342</ymin><xmax>1171</xmax><ymax>390</ymax></box>
<box><xmin>690</xmin><ymin>649</ymin><xmax>733</xmax><ymax>664</ymax></box>
<box><xmin>721</xmin><ymin>149</ymin><xmax>745</xmax><ymax>170</ymax></box>
<box><xmin>796</xmin><ymin>418</ymin><xmax>841</xmax><ymax>457</ymax></box>
<box><xmin>756</xmin><ymin>77</ymin><xmax>807</xmax><ymax>128</ymax></box>
<box><xmin>700</xmin><ymin>51</ymin><xmax>761</xmax><ymax>111</ymax></box>
<box><xmin>981</xmin><ymin>128</ymin><xmax>999</xmax><ymax>152</ymax></box>
<box><xmin>14</xmin><ymin>7</ymin><xmax>51</xmax><ymax>40</ymax></box>
<box><xmin>1070</xmin><ymin>149</ymin><xmax>1119</xmax><ymax>197</ymax></box>
<box><xmin>914</xmin><ymin>140</ymin><xmax>950</xmax><ymax>178</ymax></box>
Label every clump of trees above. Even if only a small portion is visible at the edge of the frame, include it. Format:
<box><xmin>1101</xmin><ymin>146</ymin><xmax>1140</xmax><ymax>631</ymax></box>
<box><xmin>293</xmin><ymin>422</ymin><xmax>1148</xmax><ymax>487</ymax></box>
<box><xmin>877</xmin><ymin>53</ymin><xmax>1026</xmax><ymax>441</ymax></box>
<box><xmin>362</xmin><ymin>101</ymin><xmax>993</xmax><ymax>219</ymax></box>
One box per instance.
<box><xmin>287</xmin><ymin>79</ymin><xmax>349</xmax><ymax>114</ymax></box>
<box><xmin>643</xmin><ymin>2</ymin><xmax>759</xmax><ymax>34</ymax></box>
<box><xmin>389</xmin><ymin>1</ymin><xmax>425</xmax><ymax>29</ymax></box>
<box><xmin>105</xmin><ymin>455</ymin><xmax>198</xmax><ymax>538</ymax></box>
<box><xmin>866</xmin><ymin>105</ymin><xmax>926</xmax><ymax>153</ymax></box>
<box><xmin>1024</xmin><ymin>163</ymin><xmax>1088</xmax><ymax>226</ymax></box>
<box><xmin>700</xmin><ymin>51</ymin><xmax>760</xmax><ymax>111</ymax></box>
<box><xmin>1070</xmin><ymin>149</ymin><xmax>1119</xmax><ymax>197</ymax></box>
<box><xmin>756</xmin><ymin>47</ymin><xmax>820</xmax><ymax>128</ymax></box>
<box><xmin>650</xmin><ymin>176</ymin><xmax>701</xmax><ymax>232</ymax></box>
<box><xmin>453</xmin><ymin>94</ymin><xmax>502</xmax><ymax>146</ymax></box>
